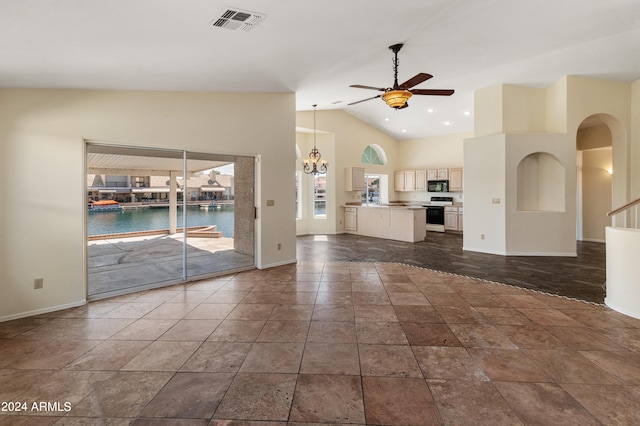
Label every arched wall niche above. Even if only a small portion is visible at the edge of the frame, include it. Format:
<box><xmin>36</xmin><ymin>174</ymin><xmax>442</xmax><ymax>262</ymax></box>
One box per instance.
<box><xmin>517</xmin><ymin>152</ymin><xmax>565</xmax><ymax>212</ymax></box>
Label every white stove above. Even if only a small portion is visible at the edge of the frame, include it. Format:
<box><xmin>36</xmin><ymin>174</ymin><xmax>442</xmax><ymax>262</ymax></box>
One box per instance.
<box><xmin>424</xmin><ymin>197</ymin><xmax>454</xmax><ymax>233</ymax></box>
<box><xmin>427</xmin><ymin>196</ymin><xmax>454</xmax><ymax>206</ymax></box>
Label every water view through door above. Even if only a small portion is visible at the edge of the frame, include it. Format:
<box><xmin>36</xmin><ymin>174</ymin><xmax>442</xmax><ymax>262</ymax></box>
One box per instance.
<box><xmin>86</xmin><ymin>144</ymin><xmax>255</xmax><ymax>298</ymax></box>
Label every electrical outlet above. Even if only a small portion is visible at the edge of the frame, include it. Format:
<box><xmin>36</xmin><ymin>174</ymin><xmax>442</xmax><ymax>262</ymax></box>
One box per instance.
<box><xmin>480</xmin><ymin>234</ymin><xmax>485</xmax><ymax>240</ymax></box>
<box><xmin>492</xmin><ymin>198</ymin><xmax>501</xmax><ymax>204</ymax></box>
<box><xmin>34</xmin><ymin>278</ymin><xmax>44</xmax><ymax>289</ymax></box>
<box><xmin>266</xmin><ymin>200</ymin><xmax>275</xmax><ymax>207</ymax></box>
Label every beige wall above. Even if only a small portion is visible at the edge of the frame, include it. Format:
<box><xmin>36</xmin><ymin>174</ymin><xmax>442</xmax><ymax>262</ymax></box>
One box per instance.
<box><xmin>462</xmin><ymin>134</ymin><xmax>507</xmax><ymax>254</ymax></box>
<box><xmin>396</xmin><ymin>132</ymin><xmax>471</xmax><ymax>203</ymax></box>
<box><xmin>474</xmin><ymin>85</ymin><xmax>503</xmax><ymax>137</ymax></box>
<box><xmin>632</xmin><ymin>80</ymin><xmax>640</xmax><ymax>201</ymax></box>
<box><xmin>577</xmin><ymin>124</ymin><xmax>612</xmax><ymax>150</ymax></box>
<box><xmin>580</xmin><ymin>148</ymin><xmax>612</xmax><ymax>242</ymax></box>
<box><xmin>295</xmin><ymin>110</ymin><xmax>398</xmax><ymax>233</ymax></box>
<box><xmin>0</xmin><ymin>89</ymin><xmax>296</xmax><ymax>320</ymax></box>
<box><xmin>546</xmin><ymin>76</ymin><xmax>568</xmax><ymax>133</ymax></box>
<box><xmin>566</xmin><ymin>76</ymin><xmax>631</xmax><ymax>209</ymax></box>
<box><xmin>505</xmin><ymin>133</ymin><xmax>576</xmax><ymax>255</ymax></box>
<box><xmin>474</xmin><ymin>85</ymin><xmax>546</xmax><ymax>136</ymax></box>
<box><xmin>465</xmin><ymin>76</ymin><xmax>636</xmax><ymax>256</ymax></box>
<box><xmin>502</xmin><ymin>85</ymin><xmax>547</xmax><ymax>134</ymax></box>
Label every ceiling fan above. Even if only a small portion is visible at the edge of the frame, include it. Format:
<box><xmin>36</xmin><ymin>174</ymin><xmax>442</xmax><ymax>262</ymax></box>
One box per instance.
<box><xmin>348</xmin><ymin>43</ymin><xmax>454</xmax><ymax>110</ymax></box>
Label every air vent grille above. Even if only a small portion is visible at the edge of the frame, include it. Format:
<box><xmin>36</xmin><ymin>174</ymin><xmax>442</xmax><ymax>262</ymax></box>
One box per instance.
<box><xmin>211</xmin><ymin>8</ymin><xmax>266</xmax><ymax>32</ymax></box>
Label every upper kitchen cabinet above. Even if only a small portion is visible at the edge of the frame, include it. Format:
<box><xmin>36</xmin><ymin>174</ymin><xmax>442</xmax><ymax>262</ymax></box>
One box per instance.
<box><xmin>395</xmin><ymin>170</ymin><xmax>426</xmax><ymax>191</ymax></box>
<box><xmin>345</xmin><ymin>167</ymin><xmax>365</xmax><ymax>191</ymax></box>
<box><xmin>415</xmin><ymin>170</ymin><xmax>427</xmax><ymax>191</ymax></box>
<box><xmin>427</xmin><ymin>169</ymin><xmax>449</xmax><ymax>180</ymax></box>
<box><xmin>448</xmin><ymin>168</ymin><xmax>463</xmax><ymax>192</ymax></box>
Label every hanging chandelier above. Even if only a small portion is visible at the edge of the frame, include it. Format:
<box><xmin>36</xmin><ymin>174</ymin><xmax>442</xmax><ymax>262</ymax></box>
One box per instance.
<box><xmin>303</xmin><ymin>104</ymin><xmax>328</xmax><ymax>175</ymax></box>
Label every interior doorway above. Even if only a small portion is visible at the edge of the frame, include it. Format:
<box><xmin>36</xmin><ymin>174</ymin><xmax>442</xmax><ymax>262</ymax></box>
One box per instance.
<box><xmin>86</xmin><ymin>143</ymin><xmax>255</xmax><ymax>299</ymax></box>
<box><xmin>576</xmin><ymin>116</ymin><xmax>613</xmax><ymax>242</ymax></box>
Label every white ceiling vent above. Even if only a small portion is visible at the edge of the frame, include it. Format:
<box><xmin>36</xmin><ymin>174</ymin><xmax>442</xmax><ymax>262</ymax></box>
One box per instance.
<box><xmin>211</xmin><ymin>8</ymin><xmax>266</xmax><ymax>32</ymax></box>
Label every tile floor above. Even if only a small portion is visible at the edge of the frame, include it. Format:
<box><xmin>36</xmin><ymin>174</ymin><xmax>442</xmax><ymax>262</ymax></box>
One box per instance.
<box><xmin>1</xmin><ymin>262</ymin><xmax>640</xmax><ymax>425</ymax></box>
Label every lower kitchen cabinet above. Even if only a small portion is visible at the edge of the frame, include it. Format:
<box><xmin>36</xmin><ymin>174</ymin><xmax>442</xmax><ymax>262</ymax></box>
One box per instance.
<box><xmin>343</xmin><ymin>206</ymin><xmax>425</xmax><ymax>242</ymax></box>
<box><xmin>444</xmin><ymin>206</ymin><xmax>463</xmax><ymax>232</ymax></box>
<box><xmin>344</xmin><ymin>207</ymin><xmax>357</xmax><ymax>231</ymax></box>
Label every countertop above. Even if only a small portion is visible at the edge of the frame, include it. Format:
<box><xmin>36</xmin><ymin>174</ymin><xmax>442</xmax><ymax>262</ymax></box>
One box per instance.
<box><xmin>342</xmin><ymin>204</ymin><xmax>426</xmax><ymax>209</ymax></box>
<box><xmin>343</xmin><ymin>203</ymin><xmax>462</xmax><ymax>209</ymax></box>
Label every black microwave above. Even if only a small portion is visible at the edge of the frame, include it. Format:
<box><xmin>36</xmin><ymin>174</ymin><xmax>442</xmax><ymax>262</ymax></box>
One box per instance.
<box><xmin>427</xmin><ymin>180</ymin><xmax>449</xmax><ymax>192</ymax></box>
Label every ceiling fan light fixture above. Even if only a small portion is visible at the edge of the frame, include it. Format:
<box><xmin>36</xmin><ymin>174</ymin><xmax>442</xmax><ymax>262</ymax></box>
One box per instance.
<box><xmin>382</xmin><ymin>90</ymin><xmax>412</xmax><ymax>109</ymax></box>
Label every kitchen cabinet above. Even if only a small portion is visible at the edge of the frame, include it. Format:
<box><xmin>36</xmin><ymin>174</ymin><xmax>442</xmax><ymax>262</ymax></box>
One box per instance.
<box><xmin>415</xmin><ymin>170</ymin><xmax>427</xmax><ymax>191</ymax></box>
<box><xmin>394</xmin><ymin>170</ymin><xmax>425</xmax><ymax>191</ymax></box>
<box><xmin>345</xmin><ymin>167</ymin><xmax>365</xmax><ymax>191</ymax></box>
<box><xmin>444</xmin><ymin>206</ymin><xmax>463</xmax><ymax>232</ymax></box>
<box><xmin>404</xmin><ymin>171</ymin><xmax>416</xmax><ymax>191</ymax></box>
<box><xmin>344</xmin><ymin>207</ymin><xmax>357</xmax><ymax>231</ymax></box>
<box><xmin>394</xmin><ymin>171</ymin><xmax>405</xmax><ymax>191</ymax></box>
<box><xmin>356</xmin><ymin>207</ymin><xmax>390</xmax><ymax>239</ymax></box>
<box><xmin>444</xmin><ymin>206</ymin><xmax>459</xmax><ymax>231</ymax></box>
<box><xmin>390</xmin><ymin>208</ymin><xmax>426</xmax><ymax>242</ymax></box>
<box><xmin>448</xmin><ymin>168</ymin><xmax>463</xmax><ymax>192</ymax></box>
<box><xmin>437</xmin><ymin>169</ymin><xmax>449</xmax><ymax>180</ymax></box>
<box><xmin>343</xmin><ymin>205</ymin><xmax>425</xmax><ymax>242</ymax></box>
<box><xmin>427</xmin><ymin>169</ymin><xmax>438</xmax><ymax>181</ymax></box>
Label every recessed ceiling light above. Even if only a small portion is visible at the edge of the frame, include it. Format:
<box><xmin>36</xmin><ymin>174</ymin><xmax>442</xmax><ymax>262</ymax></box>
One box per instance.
<box><xmin>443</xmin><ymin>121</ymin><xmax>452</xmax><ymax>126</ymax></box>
<box><xmin>384</xmin><ymin>118</ymin><xmax>390</xmax><ymax>122</ymax></box>
<box><xmin>402</xmin><ymin>129</ymin><xmax>407</xmax><ymax>133</ymax></box>
<box><xmin>463</xmin><ymin>111</ymin><xmax>472</xmax><ymax>116</ymax></box>
<box><xmin>426</xmin><ymin>108</ymin><xmax>435</xmax><ymax>113</ymax></box>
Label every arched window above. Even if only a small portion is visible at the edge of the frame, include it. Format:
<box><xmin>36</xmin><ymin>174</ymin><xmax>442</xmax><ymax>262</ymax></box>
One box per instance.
<box><xmin>361</xmin><ymin>145</ymin><xmax>386</xmax><ymax>165</ymax></box>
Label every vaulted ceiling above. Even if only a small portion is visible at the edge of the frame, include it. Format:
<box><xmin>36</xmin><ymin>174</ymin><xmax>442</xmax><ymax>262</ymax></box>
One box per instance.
<box><xmin>2</xmin><ymin>1</ymin><xmax>639</xmax><ymax>140</ymax></box>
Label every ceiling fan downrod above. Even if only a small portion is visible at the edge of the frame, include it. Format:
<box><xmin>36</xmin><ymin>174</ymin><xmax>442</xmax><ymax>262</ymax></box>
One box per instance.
<box><xmin>389</xmin><ymin>43</ymin><xmax>403</xmax><ymax>89</ymax></box>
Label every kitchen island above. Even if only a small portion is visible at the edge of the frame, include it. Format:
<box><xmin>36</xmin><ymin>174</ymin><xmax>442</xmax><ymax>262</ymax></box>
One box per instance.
<box><xmin>342</xmin><ymin>204</ymin><xmax>426</xmax><ymax>243</ymax></box>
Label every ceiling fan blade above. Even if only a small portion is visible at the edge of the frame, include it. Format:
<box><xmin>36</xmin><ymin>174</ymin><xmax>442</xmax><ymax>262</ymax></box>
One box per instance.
<box><xmin>350</xmin><ymin>84</ymin><xmax>387</xmax><ymax>91</ymax></box>
<box><xmin>398</xmin><ymin>73</ymin><xmax>433</xmax><ymax>89</ymax></box>
<box><xmin>347</xmin><ymin>95</ymin><xmax>382</xmax><ymax>106</ymax></box>
<box><xmin>411</xmin><ymin>89</ymin><xmax>455</xmax><ymax>96</ymax></box>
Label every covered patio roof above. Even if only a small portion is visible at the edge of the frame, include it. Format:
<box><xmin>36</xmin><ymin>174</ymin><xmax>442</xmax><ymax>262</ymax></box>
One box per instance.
<box><xmin>87</xmin><ymin>144</ymin><xmax>234</xmax><ymax>176</ymax></box>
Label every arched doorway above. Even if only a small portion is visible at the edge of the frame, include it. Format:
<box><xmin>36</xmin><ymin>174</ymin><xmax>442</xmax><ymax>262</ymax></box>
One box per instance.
<box><xmin>576</xmin><ymin>113</ymin><xmax>626</xmax><ymax>242</ymax></box>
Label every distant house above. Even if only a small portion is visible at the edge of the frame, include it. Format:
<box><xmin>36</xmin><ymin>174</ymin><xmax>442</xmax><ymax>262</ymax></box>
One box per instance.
<box><xmin>87</xmin><ymin>171</ymin><xmax>234</xmax><ymax>203</ymax></box>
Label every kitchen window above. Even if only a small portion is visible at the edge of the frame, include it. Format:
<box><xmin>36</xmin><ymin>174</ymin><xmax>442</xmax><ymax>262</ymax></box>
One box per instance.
<box><xmin>313</xmin><ymin>174</ymin><xmax>327</xmax><ymax>218</ymax></box>
<box><xmin>361</xmin><ymin>174</ymin><xmax>380</xmax><ymax>205</ymax></box>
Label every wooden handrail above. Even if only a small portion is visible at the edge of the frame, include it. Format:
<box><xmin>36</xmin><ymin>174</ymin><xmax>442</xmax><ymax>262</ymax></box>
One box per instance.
<box><xmin>608</xmin><ymin>197</ymin><xmax>640</xmax><ymax>216</ymax></box>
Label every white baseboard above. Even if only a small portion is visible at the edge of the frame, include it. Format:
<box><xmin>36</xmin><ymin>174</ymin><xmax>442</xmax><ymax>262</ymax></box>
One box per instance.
<box><xmin>581</xmin><ymin>238</ymin><xmax>606</xmax><ymax>243</ymax></box>
<box><xmin>463</xmin><ymin>246</ymin><xmax>577</xmax><ymax>257</ymax></box>
<box><xmin>258</xmin><ymin>258</ymin><xmax>297</xmax><ymax>269</ymax></box>
<box><xmin>462</xmin><ymin>246</ymin><xmax>507</xmax><ymax>255</ymax></box>
<box><xmin>0</xmin><ymin>300</ymin><xmax>86</xmax><ymax>323</ymax></box>
<box><xmin>505</xmin><ymin>251</ymin><xmax>577</xmax><ymax>257</ymax></box>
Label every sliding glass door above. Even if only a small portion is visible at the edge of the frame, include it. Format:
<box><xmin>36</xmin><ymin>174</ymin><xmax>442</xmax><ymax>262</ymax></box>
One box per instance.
<box><xmin>86</xmin><ymin>143</ymin><xmax>254</xmax><ymax>299</ymax></box>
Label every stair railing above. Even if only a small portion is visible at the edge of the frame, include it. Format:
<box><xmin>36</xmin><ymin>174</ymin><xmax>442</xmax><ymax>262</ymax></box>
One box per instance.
<box><xmin>607</xmin><ymin>197</ymin><xmax>640</xmax><ymax>229</ymax></box>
